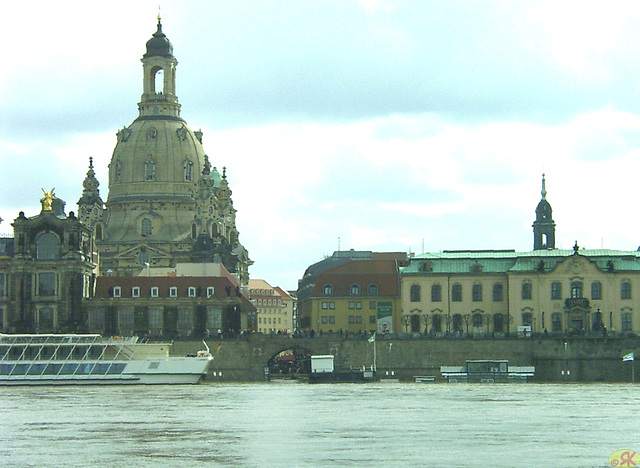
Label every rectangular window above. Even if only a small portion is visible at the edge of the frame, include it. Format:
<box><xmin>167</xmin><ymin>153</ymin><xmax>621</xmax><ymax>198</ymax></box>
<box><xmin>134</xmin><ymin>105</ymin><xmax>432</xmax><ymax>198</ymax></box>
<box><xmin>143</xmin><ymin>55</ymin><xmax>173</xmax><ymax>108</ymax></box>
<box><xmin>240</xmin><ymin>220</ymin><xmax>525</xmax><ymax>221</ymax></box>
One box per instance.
<box><xmin>522</xmin><ymin>283</ymin><xmax>532</xmax><ymax>300</ymax></box>
<box><xmin>0</xmin><ymin>272</ymin><xmax>5</xmax><ymax>296</ymax></box>
<box><xmin>151</xmin><ymin>287</ymin><xmax>159</xmax><ymax>298</ymax></box>
<box><xmin>431</xmin><ymin>284</ymin><xmax>442</xmax><ymax>302</ymax></box>
<box><xmin>369</xmin><ymin>315</ymin><xmax>376</xmax><ymax>324</ymax></box>
<box><xmin>329</xmin><ymin>302</ymin><xmax>335</xmax><ymax>310</ymax></box>
<box><xmin>622</xmin><ymin>312</ymin><xmax>632</xmax><ymax>331</ymax></box>
<box><xmin>349</xmin><ymin>302</ymin><xmax>355</xmax><ymax>309</ymax></box>
<box><xmin>621</xmin><ymin>281</ymin><xmax>632</xmax><ymax>300</ymax></box>
<box><xmin>551</xmin><ymin>282</ymin><xmax>562</xmax><ymax>300</ymax></box>
<box><xmin>369</xmin><ymin>301</ymin><xmax>376</xmax><ymax>309</ymax></box>
<box><xmin>349</xmin><ymin>316</ymin><xmax>355</xmax><ymax>324</ymax></box>
<box><xmin>451</xmin><ymin>284</ymin><xmax>462</xmax><ymax>302</ymax></box>
<box><xmin>38</xmin><ymin>272</ymin><xmax>56</xmax><ymax>296</ymax></box>
<box><xmin>149</xmin><ymin>308</ymin><xmax>163</xmax><ymax>329</ymax></box>
<box><xmin>493</xmin><ymin>284</ymin><xmax>503</xmax><ymax>302</ymax></box>
<box><xmin>356</xmin><ymin>302</ymin><xmax>362</xmax><ymax>309</ymax></box>
<box><xmin>206</xmin><ymin>287</ymin><xmax>215</xmax><ymax>298</ymax></box>
<box><xmin>118</xmin><ymin>307</ymin><xmax>133</xmax><ymax>330</ymax></box>
<box><xmin>356</xmin><ymin>316</ymin><xmax>362</xmax><ymax>324</ymax></box>
<box><xmin>112</xmin><ymin>286</ymin><xmax>121</xmax><ymax>298</ymax></box>
<box><xmin>131</xmin><ymin>287</ymin><xmax>140</xmax><ymax>298</ymax></box>
<box><xmin>188</xmin><ymin>287</ymin><xmax>197</xmax><ymax>298</ymax></box>
<box><xmin>591</xmin><ymin>282</ymin><xmax>602</xmax><ymax>300</ymax></box>
<box><xmin>322</xmin><ymin>302</ymin><xmax>328</xmax><ymax>310</ymax></box>
<box><xmin>169</xmin><ymin>287</ymin><xmax>177</xmax><ymax>298</ymax></box>
<box><xmin>329</xmin><ymin>316</ymin><xmax>335</xmax><ymax>324</ymax></box>
<box><xmin>321</xmin><ymin>316</ymin><xmax>328</xmax><ymax>324</ymax></box>
<box><xmin>472</xmin><ymin>284</ymin><xmax>482</xmax><ymax>302</ymax></box>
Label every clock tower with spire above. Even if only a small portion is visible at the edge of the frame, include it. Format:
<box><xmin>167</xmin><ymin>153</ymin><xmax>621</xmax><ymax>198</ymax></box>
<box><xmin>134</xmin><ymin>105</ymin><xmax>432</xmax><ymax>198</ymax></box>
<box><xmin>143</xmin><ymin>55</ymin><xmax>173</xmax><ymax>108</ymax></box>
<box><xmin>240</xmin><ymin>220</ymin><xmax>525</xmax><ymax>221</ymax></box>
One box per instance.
<box><xmin>532</xmin><ymin>173</ymin><xmax>556</xmax><ymax>250</ymax></box>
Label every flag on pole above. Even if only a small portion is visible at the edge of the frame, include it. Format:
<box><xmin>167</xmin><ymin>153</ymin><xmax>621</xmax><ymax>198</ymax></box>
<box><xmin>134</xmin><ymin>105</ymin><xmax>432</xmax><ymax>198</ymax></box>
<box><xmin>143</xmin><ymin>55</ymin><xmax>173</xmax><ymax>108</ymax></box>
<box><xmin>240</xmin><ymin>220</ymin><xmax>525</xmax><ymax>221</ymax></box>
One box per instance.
<box><xmin>622</xmin><ymin>352</ymin><xmax>634</xmax><ymax>362</ymax></box>
<box><xmin>215</xmin><ymin>343</ymin><xmax>223</xmax><ymax>352</ymax></box>
<box><xmin>368</xmin><ymin>333</ymin><xmax>376</xmax><ymax>343</ymax></box>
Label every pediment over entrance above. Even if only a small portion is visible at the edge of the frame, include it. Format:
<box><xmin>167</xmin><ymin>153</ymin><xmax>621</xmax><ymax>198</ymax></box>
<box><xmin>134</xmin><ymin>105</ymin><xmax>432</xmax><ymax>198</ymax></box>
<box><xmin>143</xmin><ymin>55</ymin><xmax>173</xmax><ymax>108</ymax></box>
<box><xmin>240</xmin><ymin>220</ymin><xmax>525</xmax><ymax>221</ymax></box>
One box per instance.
<box><xmin>554</xmin><ymin>254</ymin><xmax>600</xmax><ymax>276</ymax></box>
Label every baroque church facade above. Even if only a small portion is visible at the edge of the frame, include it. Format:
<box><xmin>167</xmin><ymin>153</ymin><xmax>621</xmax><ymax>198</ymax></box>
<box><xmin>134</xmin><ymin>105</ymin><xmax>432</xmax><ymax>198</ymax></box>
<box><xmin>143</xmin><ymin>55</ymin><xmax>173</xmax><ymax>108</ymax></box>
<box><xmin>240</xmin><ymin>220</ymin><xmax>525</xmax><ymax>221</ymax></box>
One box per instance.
<box><xmin>0</xmin><ymin>19</ymin><xmax>253</xmax><ymax>335</ymax></box>
<box><xmin>78</xmin><ymin>18</ymin><xmax>252</xmax><ymax>284</ymax></box>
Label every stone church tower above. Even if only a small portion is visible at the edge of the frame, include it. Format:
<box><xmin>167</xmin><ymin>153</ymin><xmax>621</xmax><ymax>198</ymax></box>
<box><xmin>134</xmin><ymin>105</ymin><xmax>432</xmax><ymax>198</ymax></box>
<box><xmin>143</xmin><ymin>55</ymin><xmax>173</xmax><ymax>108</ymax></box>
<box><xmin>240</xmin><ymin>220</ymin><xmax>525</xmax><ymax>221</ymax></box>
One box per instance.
<box><xmin>79</xmin><ymin>18</ymin><xmax>251</xmax><ymax>285</ymax></box>
<box><xmin>532</xmin><ymin>173</ymin><xmax>555</xmax><ymax>250</ymax></box>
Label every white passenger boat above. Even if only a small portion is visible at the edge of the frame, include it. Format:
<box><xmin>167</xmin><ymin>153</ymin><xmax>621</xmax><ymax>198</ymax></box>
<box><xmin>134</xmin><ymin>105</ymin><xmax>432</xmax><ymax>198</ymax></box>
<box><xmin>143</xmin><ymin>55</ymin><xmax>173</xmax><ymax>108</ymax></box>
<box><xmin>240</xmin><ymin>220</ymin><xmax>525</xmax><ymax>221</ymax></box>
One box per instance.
<box><xmin>0</xmin><ymin>333</ymin><xmax>213</xmax><ymax>385</ymax></box>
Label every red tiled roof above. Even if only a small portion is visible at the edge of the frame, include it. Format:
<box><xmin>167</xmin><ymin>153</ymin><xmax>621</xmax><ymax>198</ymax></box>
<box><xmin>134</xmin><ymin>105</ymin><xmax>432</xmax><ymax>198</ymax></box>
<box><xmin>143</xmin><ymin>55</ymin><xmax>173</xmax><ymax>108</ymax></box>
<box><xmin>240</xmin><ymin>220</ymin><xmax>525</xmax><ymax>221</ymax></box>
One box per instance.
<box><xmin>310</xmin><ymin>259</ymin><xmax>400</xmax><ymax>297</ymax></box>
<box><xmin>93</xmin><ymin>275</ymin><xmax>256</xmax><ymax>310</ymax></box>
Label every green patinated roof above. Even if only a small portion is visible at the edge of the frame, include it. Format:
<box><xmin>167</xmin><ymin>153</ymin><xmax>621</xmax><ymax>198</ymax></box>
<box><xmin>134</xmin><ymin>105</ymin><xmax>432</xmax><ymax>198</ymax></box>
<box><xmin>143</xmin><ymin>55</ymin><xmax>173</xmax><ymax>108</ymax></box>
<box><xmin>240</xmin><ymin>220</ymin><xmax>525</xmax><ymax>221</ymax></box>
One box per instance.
<box><xmin>400</xmin><ymin>249</ymin><xmax>640</xmax><ymax>275</ymax></box>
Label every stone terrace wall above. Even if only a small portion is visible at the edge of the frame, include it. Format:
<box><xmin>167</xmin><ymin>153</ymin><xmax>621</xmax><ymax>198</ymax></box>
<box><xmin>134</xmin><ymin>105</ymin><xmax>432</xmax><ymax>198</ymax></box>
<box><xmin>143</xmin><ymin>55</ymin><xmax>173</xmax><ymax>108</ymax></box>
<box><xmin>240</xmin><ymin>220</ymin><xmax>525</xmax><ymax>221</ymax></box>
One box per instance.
<box><xmin>172</xmin><ymin>335</ymin><xmax>640</xmax><ymax>383</ymax></box>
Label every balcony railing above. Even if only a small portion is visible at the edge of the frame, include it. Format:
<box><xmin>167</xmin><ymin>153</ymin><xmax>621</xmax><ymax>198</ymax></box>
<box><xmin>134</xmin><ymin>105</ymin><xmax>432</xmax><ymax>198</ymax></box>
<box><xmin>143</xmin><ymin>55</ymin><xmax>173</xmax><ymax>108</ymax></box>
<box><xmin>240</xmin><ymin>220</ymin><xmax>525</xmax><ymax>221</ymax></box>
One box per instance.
<box><xmin>564</xmin><ymin>297</ymin><xmax>590</xmax><ymax>310</ymax></box>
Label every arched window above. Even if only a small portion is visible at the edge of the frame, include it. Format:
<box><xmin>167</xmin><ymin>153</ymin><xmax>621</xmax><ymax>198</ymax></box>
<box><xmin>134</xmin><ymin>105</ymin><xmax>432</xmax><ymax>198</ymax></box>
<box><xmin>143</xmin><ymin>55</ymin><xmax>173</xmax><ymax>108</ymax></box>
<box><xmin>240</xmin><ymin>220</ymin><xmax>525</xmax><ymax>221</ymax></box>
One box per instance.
<box><xmin>367</xmin><ymin>283</ymin><xmax>379</xmax><ymax>296</ymax></box>
<box><xmin>431</xmin><ymin>284</ymin><xmax>442</xmax><ymax>302</ymax></box>
<box><xmin>452</xmin><ymin>314</ymin><xmax>463</xmax><ymax>332</ymax></box>
<box><xmin>154</xmin><ymin>67</ymin><xmax>164</xmax><ymax>93</ymax></box>
<box><xmin>141</xmin><ymin>218</ymin><xmax>153</xmax><ymax>236</ymax></box>
<box><xmin>571</xmin><ymin>282</ymin><xmax>583</xmax><ymax>299</ymax></box>
<box><xmin>432</xmin><ymin>314</ymin><xmax>442</xmax><ymax>333</ymax></box>
<box><xmin>145</xmin><ymin>160</ymin><xmax>155</xmax><ymax>181</ymax></box>
<box><xmin>522</xmin><ymin>312</ymin><xmax>533</xmax><ymax>327</ymax></box>
<box><xmin>350</xmin><ymin>284</ymin><xmax>361</xmax><ymax>296</ymax></box>
<box><xmin>184</xmin><ymin>161</ymin><xmax>193</xmax><ymax>181</ymax></box>
<box><xmin>323</xmin><ymin>284</ymin><xmax>334</xmax><ymax>296</ymax></box>
<box><xmin>621</xmin><ymin>312</ymin><xmax>632</xmax><ymax>331</ymax></box>
<box><xmin>113</xmin><ymin>161</ymin><xmax>122</xmax><ymax>183</ymax></box>
<box><xmin>493</xmin><ymin>314</ymin><xmax>504</xmax><ymax>332</ymax></box>
<box><xmin>95</xmin><ymin>224</ymin><xmax>103</xmax><ymax>241</ymax></box>
<box><xmin>36</xmin><ymin>233</ymin><xmax>60</xmax><ymax>260</ymax></box>
<box><xmin>472</xmin><ymin>283</ymin><xmax>482</xmax><ymax>302</ymax></box>
<box><xmin>472</xmin><ymin>313</ymin><xmax>483</xmax><ymax>328</ymax></box>
<box><xmin>493</xmin><ymin>283</ymin><xmax>503</xmax><ymax>302</ymax></box>
<box><xmin>621</xmin><ymin>281</ymin><xmax>632</xmax><ymax>300</ymax></box>
<box><xmin>410</xmin><ymin>314</ymin><xmax>421</xmax><ymax>333</ymax></box>
<box><xmin>451</xmin><ymin>283</ymin><xmax>462</xmax><ymax>302</ymax></box>
<box><xmin>410</xmin><ymin>284</ymin><xmax>421</xmax><ymax>302</ymax></box>
<box><xmin>592</xmin><ymin>310</ymin><xmax>603</xmax><ymax>331</ymax></box>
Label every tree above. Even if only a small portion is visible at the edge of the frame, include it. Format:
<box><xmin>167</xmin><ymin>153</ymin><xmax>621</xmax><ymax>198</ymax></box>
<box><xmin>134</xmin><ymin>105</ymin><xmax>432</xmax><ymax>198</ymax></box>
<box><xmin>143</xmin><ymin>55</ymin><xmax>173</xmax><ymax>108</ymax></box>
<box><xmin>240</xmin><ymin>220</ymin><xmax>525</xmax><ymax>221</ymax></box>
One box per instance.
<box><xmin>463</xmin><ymin>314</ymin><xmax>471</xmax><ymax>336</ymax></box>
<box><xmin>421</xmin><ymin>314</ymin><xmax>431</xmax><ymax>334</ymax></box>
<box><xmin>401</xmin><ymin>314</ymin><xmax>411</xmax><ymax>333</ymax></box>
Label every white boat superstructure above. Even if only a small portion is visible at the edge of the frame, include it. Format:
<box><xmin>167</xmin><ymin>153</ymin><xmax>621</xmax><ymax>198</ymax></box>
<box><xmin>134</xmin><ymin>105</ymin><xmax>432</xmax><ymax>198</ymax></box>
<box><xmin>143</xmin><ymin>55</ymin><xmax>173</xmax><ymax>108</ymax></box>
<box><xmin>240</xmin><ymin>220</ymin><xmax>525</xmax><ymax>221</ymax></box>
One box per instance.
<box><xmin>0</xmin><ymin>334</ymin><xmax>213</xmax><ymax>385</ymax></box>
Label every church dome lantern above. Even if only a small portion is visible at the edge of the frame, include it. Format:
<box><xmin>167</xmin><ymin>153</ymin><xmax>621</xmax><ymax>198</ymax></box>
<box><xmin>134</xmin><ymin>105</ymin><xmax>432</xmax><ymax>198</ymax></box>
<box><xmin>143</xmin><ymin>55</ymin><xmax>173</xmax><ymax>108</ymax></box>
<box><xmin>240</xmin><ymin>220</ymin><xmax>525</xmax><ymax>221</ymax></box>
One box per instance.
<box><xmin>144</xmin><ymin>19</ymin><xmax>174</xmax><ymax>58</ymax></box>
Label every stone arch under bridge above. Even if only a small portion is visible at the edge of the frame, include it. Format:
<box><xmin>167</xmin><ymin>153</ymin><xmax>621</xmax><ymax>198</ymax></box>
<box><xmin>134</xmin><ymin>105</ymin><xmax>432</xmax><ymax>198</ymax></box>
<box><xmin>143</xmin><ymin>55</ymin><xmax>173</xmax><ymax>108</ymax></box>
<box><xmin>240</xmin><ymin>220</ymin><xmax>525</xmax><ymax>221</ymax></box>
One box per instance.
<box><xmin>198</xmin><ymin>336</ymin><xmax>364</xmax><ymax>381</ymax></box>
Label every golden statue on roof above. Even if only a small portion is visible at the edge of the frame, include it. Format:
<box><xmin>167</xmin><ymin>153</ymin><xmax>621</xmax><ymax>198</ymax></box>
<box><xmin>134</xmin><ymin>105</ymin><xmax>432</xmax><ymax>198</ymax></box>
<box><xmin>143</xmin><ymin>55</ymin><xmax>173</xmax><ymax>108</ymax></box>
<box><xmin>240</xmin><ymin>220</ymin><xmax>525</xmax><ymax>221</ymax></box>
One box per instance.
<box><xmin>42</xmin><ymin>188</ymin><xmax>55</xmax><ymax>211</ymax></box>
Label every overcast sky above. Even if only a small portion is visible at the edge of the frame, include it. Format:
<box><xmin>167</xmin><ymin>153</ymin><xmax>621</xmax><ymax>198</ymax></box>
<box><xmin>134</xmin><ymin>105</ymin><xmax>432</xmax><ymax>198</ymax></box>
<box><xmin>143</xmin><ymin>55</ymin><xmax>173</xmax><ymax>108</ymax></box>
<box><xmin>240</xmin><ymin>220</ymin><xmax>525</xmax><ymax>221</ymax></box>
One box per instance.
<box><xmin>3</xmin><ymin>1</ymin><xmax>640</xmax><ymax>289</ymax></box>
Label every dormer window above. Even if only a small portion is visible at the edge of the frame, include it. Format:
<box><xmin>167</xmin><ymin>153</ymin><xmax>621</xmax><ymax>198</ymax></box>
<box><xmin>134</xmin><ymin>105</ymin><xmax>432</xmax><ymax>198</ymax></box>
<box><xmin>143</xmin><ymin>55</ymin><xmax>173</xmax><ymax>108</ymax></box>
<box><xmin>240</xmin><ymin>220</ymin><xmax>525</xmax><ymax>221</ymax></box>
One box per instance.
<box><xmin>169</xmin><ymin>286</ymin><xmax>177</xmax><ymax>298</ymax></box>
<box><xmin>145</xmin><ymin>159</ymin><xmax>155</xmax><ymax>181</ymax></box>
<box><xmin>206</xmin><ymin>287</ymin><xmax>215</xmax><ymax>298</ymax></box>
<box><xmin>350</xmin><ymin>284</ymin><xmax>361</xmax><ymax>296</ymax></box>
<box><xmin>188</xmin><ymin>287</ymin><xmax>197</xmax><ymax>298</ymax></box>
<box><xmin>132</xmin><ymin>287</ymin><xmax>140</xmax><ymax>298</ymax></box>
<box><xmin>323</xmin><ymin>284</ymin><xmax>334</xmax><ymax>296</ymax></box>
<box><xmin>113</xmin><ymin>286</ymin><xmax>121</xmax><ymax>298</ymax></box>
<box><xmin>141</xmin><ymin>218</ymin><xmax>153</xmax><ymax>237</ymax></box>
<box><xmin>151</xmin><ymin>286</ymin><xmax>159</xmax><ymax>298</ymax></box>
<box><xmin>184</xmin><ymin>161</ymin><xmax>193</xmax><ymax>181</ymax></box>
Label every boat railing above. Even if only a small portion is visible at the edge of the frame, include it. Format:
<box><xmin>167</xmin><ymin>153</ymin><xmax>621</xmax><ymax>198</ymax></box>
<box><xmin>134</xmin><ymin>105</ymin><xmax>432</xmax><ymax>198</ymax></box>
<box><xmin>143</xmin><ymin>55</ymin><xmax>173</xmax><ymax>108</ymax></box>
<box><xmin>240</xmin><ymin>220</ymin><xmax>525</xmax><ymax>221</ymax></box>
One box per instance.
<box><xmin>0</xmin><ymin>334</ymin><xmax>139</xmax><ymax>379</ymax></box>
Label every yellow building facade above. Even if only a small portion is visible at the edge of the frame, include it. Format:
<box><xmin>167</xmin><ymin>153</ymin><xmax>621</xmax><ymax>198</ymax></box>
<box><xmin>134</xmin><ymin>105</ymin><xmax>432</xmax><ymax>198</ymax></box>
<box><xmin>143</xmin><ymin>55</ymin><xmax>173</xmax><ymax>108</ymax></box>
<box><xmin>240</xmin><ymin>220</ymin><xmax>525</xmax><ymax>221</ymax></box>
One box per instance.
<box><xmin>401</xmin><ymin>247</ymin><xmax>639</xmax><ymax>336</ymax></box>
